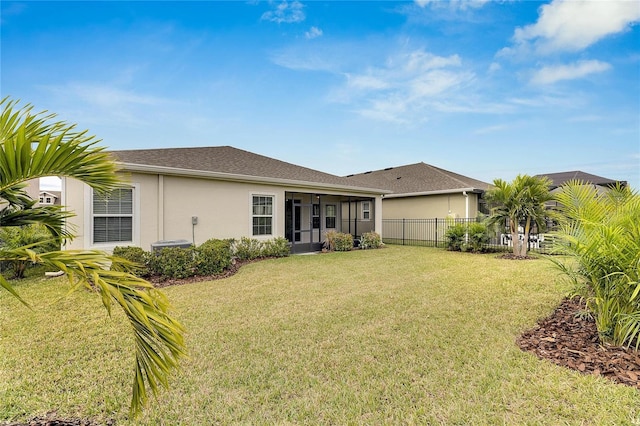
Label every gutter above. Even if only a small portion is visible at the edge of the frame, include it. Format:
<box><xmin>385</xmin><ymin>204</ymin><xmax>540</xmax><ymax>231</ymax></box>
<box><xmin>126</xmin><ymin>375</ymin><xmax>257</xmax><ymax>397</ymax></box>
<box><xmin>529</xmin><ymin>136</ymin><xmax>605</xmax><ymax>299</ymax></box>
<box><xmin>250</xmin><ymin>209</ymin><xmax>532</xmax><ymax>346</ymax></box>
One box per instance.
<box><xmin>382</xmin><ymin>187</ymin><xmax>484</xmax><ymax>199</ymax></box>
<box><xmin>118</xmin><ymin>162</ymin><xmax>393</xmax><ymax>196</ymax></box>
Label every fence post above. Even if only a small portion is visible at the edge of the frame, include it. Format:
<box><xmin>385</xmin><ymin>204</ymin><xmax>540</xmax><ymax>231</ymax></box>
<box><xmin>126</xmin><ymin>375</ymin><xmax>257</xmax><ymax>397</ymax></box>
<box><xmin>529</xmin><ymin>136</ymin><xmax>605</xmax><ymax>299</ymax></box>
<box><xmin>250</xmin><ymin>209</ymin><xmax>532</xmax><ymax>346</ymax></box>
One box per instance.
<box><xmin>402</xmin><ymin>218</ymin><xmax>406</xmax><ymax>246</ymax></box>
<box><xmin>435</xmin><ymin>217</ymin><xmax>438</xmax><ymax>247</ymax></box>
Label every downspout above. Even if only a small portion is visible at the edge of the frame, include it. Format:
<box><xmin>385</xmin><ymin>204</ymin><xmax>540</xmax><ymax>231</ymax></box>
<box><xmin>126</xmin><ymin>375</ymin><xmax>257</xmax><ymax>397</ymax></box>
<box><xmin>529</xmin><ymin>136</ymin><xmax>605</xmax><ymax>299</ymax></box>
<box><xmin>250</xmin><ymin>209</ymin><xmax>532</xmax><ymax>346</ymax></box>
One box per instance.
<box><xmin>463</xmin><ymin>191</ymin><xmax>469</xmax><ymax>219</ymax></box>
<box><xmin>463</xmin><ymin>191</ymin><xmax>469</xmax><ymax>244</ymax></box>
<box><xmin>158</xmin><ymin>175</ymin><xmax>164</xmax><ymax>241</ymax></box>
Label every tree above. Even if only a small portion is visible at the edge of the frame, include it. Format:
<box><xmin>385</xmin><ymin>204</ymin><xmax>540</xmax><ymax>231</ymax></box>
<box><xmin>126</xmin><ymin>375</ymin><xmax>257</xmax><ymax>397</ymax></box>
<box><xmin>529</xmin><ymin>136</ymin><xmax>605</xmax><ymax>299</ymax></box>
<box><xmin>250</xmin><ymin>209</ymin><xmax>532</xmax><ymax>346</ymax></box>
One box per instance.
<box><xmin>550</xmin><ymin>181</ymin><xmax>640</xmax><ymax>348</ymax></box>
<box><xmin>0</xmin><ymin>98</ymin><xmax>186</xmax><ymax>416</ymax></box>
<box><xmin>485</xmin><ymin>174</ymin><xmax>554</xmax><ymax>257</ymax></box>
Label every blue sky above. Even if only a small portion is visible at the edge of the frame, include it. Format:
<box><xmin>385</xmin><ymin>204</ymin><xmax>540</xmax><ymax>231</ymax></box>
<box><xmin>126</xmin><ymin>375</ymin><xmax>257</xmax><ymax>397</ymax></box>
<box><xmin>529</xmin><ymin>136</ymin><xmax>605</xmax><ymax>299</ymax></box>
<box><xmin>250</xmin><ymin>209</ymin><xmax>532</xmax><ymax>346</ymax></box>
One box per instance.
<box><xmin>2</xmin><ymin>0</ymin><xmax>639</xmax><ymax>190</ymax></box>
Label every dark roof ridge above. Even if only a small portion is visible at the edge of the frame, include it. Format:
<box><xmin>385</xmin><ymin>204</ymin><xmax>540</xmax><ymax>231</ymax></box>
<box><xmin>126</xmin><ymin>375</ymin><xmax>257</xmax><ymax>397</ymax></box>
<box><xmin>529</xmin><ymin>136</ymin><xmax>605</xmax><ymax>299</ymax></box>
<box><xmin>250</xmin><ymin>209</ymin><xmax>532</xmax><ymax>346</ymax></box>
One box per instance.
<box><xmin>351</xmin><ymin>162</ymin><xmax>425</xmax><ymax>175</ymax></box>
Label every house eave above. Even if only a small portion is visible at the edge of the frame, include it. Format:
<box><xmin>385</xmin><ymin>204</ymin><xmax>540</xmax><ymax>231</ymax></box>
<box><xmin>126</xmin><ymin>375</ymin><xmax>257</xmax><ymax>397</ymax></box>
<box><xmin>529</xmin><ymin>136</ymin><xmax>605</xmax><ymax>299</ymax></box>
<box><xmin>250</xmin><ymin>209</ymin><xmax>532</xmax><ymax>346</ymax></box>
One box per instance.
<box><xmin>383</xmin><ymin>188</ymin><xmax>484</xmax><ymax>199</ymax></box>
<box><xmin>118</xmin><ymin>162</ymin><xmax>391</xmax><ymax>196</ymax></box>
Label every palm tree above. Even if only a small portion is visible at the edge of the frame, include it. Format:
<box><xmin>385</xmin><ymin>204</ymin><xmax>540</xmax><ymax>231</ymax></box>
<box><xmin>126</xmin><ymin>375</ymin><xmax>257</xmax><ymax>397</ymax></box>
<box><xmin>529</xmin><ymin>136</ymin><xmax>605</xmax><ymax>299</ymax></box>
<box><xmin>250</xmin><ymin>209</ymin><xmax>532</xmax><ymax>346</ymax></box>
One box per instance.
<box><xmin>485</xmin><ymin>174</ymin><xmax>554</xmax><ymax>257</ymax></box>
<box><xmin>551</xmin><ymin>181</ymin><xmax>640</xmax><ymax>348</ymax></box>
<box><xmin>0</xmin><ymin>97</ymin><xmax>186</xmax><ymax>416</ymax></box>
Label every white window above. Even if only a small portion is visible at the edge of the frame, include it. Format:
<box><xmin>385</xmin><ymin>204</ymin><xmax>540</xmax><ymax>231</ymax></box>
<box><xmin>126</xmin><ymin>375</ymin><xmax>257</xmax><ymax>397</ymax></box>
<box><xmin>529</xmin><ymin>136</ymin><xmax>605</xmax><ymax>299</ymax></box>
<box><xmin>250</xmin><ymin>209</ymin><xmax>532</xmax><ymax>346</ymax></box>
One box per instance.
<box><xmin>92</xmin><ymin>188</ymin><xmax>134</xmax><ymax>244</ymax></box>
<box><xmin>45</xmin><ymin>197</ymin><xmax>52</xmax><ymax>204</ymax></box>
<box><xmin>325</xmin><ymin>204</ymin><xmax>336</xmax><ymax>228</ymax></box>
<box><xmin>252</xmin><ymin>195</ymin><xmax>273</xmax><ymax>236</ymax></box>
<box><xmin>362</xmin><ymin>201</ymin><xmax>370</xmax><ymax>220</ymax></box>
<box><xmin>39</xmin><ymin>196</ymin><xmax>44</xmax><ymax>203</ymax></box>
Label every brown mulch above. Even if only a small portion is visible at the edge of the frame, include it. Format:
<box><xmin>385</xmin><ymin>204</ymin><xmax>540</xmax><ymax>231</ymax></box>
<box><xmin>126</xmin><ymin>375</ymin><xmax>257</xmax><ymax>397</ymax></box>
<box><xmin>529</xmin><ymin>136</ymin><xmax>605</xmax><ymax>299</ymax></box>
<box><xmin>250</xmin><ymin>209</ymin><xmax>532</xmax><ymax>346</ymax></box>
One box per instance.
<box><xmin>497</xmin><ymin>253</ymin><xmax>539</xmax><ymax>260</ymax></box>
<box><xmin>4</xmin><ymin>411</ymin><xmax>116</xmax><ymax>426</ymax></box>
<box><xmin>517</xmin><ymin>297</ymin><xmax>640</xmax><ymax>389</ymax></box>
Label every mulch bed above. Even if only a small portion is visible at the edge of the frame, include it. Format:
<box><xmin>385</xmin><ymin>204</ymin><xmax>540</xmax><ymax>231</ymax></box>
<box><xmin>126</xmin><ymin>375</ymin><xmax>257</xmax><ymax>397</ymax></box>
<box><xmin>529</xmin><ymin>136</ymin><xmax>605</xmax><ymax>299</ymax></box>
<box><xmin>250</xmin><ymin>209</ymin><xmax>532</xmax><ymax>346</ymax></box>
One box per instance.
<box><xmin>147</xmin><ymin>258</ymin><xmax>261</xmax><ymax>288</ymax></box>
<box><xmin>517</xmin><ymin>296</ymin><xmax>640</xmax><ymax>389</ymax></box>
<box><xmin>4</xmin><ymin>411</ymin><xmax>115</xmax><ymax>426</ymax></box>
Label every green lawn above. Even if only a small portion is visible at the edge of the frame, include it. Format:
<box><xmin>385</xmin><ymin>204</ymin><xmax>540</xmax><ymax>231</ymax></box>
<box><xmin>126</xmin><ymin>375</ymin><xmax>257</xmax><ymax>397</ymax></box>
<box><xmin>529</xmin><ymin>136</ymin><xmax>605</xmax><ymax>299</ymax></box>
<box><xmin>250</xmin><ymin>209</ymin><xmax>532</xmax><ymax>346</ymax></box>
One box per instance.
<box><xmin>1</xmin><ymin>246</ymin><xmax>639</xmax><ymax>425</ymax></box>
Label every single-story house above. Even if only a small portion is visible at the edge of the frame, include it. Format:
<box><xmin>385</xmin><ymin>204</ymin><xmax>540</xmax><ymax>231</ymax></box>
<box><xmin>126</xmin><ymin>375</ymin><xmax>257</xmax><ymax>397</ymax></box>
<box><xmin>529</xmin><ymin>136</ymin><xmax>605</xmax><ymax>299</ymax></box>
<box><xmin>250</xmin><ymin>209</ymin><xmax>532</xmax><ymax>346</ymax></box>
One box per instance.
<box><xmin>344</xmin><ymin>162</ymin><xmax>491</xmax><ymax>219</ymax></box>
<box><xmin>62</xmin><ymin>146</ymin><xmax>389</xmax><ymax>254</ymax></box>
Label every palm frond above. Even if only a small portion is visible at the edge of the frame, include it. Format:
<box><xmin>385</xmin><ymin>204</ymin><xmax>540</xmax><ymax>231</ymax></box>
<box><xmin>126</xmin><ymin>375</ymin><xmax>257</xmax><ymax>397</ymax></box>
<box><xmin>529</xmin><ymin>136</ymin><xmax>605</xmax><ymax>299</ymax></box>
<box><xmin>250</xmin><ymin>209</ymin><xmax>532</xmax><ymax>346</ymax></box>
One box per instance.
<box><xmin>1</xmin><ymin>98</ymin><xmax>123</xmax><ymax>194</ymax></box>
<box><xmin>1</xmin><ymin>97</ymin><xmax>186</xmax><ymax>416</ymax></box>
<box><xmin>1</xmin><ymin>247</ymin><xmax>187</xmax><ymax>414</ymax></box>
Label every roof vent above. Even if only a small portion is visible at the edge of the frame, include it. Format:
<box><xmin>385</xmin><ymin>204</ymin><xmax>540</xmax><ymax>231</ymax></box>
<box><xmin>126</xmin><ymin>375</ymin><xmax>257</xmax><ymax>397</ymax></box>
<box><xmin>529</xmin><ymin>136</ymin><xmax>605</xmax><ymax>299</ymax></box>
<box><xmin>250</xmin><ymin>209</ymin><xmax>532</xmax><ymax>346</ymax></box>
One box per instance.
<box><xmin>384</xmin><ymin>167</ymin><xmax>393</xmax><ymax>171</ymax></box>
<box><xmin>364</xmin><ymin>171</ymin><xmax>372</xmax><ymax>174</ymax></box>
<box><xmin>346</xmin><ymin>174</ymin><xmax>354</xmax><ymax>177</ymax></box>
<box><xmin>396</xmin><ymin>176</ymin><xmax>402</xmax><ymax>180</ymax></box>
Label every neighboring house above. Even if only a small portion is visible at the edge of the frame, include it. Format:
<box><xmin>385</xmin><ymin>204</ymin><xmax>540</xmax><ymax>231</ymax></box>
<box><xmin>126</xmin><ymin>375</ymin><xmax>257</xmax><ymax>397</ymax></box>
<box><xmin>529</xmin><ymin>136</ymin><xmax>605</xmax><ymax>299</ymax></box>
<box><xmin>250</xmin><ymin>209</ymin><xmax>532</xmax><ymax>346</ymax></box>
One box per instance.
<box><xmin>63</xmin><ymin>146</ymin><xmax>389</xmax><ymax>254</ymax></box>
<box><xmin>344</xmin><ymin>162</ymin><xmax>491</xmax><ymax>219</ymax></box>
<box><xmin>535</xmin><ymin>171</ymin><xmax>628</xmax><ymax>211</ymax></box>
<box><xmin>38</xmin><ymin>190</ymin><xmax>61</xmax><ymax>206</ymax></box>
<box><xmin>535</xmin><ymin>170</ymin><xmax>627</xmax><ymax>192</ymax></box>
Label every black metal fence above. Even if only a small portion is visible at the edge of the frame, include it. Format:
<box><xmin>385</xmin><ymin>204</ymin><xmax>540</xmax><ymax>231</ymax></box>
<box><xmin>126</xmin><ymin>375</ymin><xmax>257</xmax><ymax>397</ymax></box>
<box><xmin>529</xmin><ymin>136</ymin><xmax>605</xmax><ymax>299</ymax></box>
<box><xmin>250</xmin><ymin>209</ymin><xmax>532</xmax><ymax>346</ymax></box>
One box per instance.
<box><xmin>382</xmin><ymin>218</ymin><xmax>554</xmax><ymax>253</ymax></box>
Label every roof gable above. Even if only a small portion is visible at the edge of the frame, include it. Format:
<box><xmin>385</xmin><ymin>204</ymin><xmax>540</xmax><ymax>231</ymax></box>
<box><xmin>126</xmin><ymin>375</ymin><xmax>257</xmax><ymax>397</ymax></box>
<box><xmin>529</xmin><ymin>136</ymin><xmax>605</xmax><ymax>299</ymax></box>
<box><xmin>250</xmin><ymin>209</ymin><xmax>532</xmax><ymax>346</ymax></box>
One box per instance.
<box><xmin>344</xmin><ymin>162</ymin><xmax>490</xmax><ymax>195</ymax></box>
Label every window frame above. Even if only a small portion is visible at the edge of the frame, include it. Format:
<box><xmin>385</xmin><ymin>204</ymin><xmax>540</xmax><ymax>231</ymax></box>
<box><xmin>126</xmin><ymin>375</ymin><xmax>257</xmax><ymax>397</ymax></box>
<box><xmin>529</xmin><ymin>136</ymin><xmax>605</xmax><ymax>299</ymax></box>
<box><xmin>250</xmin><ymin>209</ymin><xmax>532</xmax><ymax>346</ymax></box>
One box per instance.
<box><xmin>251</xmin><ymin>194</ymin><xmax>275</xmax><ymax>237</ymax></box>
<box><xmin>362</xmin><ymin>201</ymin><xmax>371</xmax><ymax>220</ymax></box>
<box><xmin>85</xmin><ymin>184</ymin><xmax>139</xmax><ymax>249</ymax></box>
<box><xmin>325</xmin><ymin>204</ymin><xmax>337</xmax><ymax>229</ymax></box>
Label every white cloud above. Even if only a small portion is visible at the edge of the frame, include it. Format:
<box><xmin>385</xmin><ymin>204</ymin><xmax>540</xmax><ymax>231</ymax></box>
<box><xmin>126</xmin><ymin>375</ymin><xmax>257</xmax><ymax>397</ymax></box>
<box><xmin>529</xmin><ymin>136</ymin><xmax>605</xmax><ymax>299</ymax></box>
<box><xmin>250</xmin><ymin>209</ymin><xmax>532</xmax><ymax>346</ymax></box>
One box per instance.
<box><xmin>414</xmin><ymin>0</ymin><xmax>490</xmax><ymax>11</ymax></box>
<box><xmin>513</xmin><ymin>0</ymin><xmax>640</xmax><ymax>54</ymax></box>
<box><xmin>261</xmin><ymin>1</ymin><xmax>305</xmax><ymax>24</ymax></box>
<box><xmin>488</xmin><ymin>62</ymin><xmax>501</xmax><ymax>73</ymax></box>
<box><xmin>474</xmin><ymin>124</ymin><xmax>508</xmax><ymax>135</ymax></box>
<box><xmin>530</xmin><ymin>60</ymin><xmax>611</xmax><ymax>85</ymax></box>
<box><xmin>40</xmin><ymin>176</ymin><xmax>62</xmax><ymax>191</ymax></box>
<box><xmin>305</xmin><ymin>26</ymin><xmax>323</xmax><ymax>39</ymax></box>
<box><xmin>334</xmin><ymin>49</ymin><xmax>477</xmax><ymax>122</ymax></box>
<box><xmin>43</xmin><ymin>83</ymin><xmax>170</xmax><ymax>127</ymax></box>
<box><xmin>346</xmin><ymin>74</ymin><xmax>390</xmax><ymax>91</ymax></box>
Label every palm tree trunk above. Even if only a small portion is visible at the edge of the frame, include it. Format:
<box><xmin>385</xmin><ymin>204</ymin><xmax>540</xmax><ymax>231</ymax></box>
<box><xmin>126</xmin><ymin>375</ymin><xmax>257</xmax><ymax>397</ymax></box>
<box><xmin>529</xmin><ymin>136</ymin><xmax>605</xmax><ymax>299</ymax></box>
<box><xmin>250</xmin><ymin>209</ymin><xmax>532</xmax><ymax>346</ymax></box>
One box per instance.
<box><xmin>509</xmin><ymin>218</ymin><xmax>520</xmax><ymax>256</ymax></box>
<box><xmin>520</xmin><ymin>216</ymin><xmax>531</xmax><ymax>257</ymax></box>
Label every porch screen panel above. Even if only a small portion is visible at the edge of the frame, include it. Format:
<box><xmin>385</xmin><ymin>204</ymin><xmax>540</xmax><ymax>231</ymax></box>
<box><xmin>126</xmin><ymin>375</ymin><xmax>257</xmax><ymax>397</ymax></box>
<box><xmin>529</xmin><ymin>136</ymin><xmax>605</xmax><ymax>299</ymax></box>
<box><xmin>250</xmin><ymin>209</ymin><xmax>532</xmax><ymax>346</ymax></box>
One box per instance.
<box><xmin>252</xmin><ymin>195</ymin><xmax>273</xmax><ymax>236</ymax></box>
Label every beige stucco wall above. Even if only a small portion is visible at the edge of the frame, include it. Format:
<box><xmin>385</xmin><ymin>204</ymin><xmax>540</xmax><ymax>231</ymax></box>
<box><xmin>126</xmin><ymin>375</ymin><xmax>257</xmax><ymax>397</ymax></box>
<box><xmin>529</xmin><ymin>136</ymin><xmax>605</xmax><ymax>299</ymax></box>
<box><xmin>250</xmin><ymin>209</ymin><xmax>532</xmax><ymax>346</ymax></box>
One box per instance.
<box><xmin>64</xmin><ymin>172</ymin><xmax>384</xmax><ymax>251</ymax></box>
<box><xmin>382</xmin><ymin>192</ymin><xmax>479</xmax><ymax>219</ymax></box>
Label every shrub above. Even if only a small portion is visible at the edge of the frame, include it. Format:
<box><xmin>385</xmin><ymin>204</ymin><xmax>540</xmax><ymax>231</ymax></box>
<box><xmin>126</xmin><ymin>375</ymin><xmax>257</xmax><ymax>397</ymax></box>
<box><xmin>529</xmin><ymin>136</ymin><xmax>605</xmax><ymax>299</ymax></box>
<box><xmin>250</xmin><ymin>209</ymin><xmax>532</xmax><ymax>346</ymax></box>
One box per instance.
<box><xmin>233</xmin><ymin>237</ymin><xmax>263</xmax><ymax>261</ymax></box>
<box><xmin>360</xmin><ymin>232</ymin><xmax>382</xmax><ymax>249</ymax></box>
<box><xmin>0</xmin><ymin>224</ymin><xmax>60</xmax><ymax>278</ymax></box>
<box><xmin>196</xmin><ymin>239</ymin><xmax>233</xmax><ymax>275</ymax></box>
<box><xmin>262</xmin><ymin>237</ymin><xmax>290</xmax><ymax>257</ymax></box>
<box><xmin>467</xmin><ymin>222</ymin><xmax>490</xmax><ymax>253</ymax></box>
<box><xmin>323</xmin><ymin>230</ymin><xmax>337</xmax><ymax>251</ymax></box>
<box><xmin>334</xmin><ymin>233</ymin><xmax>354</xmax><ymax>252</ymax></box>
<box><xmin>112</xmin><ymin>246</ymin><xmax>150</xmax><ymax>277</ymax></box>
<box><xmin>445</xmin><ymin>223</ymin><xmax>466</xmax><ymax>251</ymax></box>
<box><xmin>147</xmin><ymin>247</ymin><xmax>197</xmax><ymax>280</ymax></box>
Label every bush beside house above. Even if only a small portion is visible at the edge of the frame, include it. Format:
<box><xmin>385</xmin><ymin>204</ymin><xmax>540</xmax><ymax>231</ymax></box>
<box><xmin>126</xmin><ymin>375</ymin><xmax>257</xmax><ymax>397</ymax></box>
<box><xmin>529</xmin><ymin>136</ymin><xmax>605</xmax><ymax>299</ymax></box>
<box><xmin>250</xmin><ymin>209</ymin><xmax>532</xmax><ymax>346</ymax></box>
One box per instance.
<box><xmin>113</xmin><ymin>237</ymin><xmax>290</xmax><ymax>281</ymax></box>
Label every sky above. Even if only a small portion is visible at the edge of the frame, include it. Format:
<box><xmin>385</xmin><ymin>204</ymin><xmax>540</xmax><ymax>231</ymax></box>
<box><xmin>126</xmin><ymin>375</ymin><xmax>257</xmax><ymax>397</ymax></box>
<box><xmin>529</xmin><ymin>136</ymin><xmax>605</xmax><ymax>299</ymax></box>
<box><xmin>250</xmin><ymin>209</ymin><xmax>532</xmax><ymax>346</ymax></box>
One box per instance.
<box><xmin>2</xmin><ymin>0</ymin><xmax>639</xmax><ymax>191</ymax></box>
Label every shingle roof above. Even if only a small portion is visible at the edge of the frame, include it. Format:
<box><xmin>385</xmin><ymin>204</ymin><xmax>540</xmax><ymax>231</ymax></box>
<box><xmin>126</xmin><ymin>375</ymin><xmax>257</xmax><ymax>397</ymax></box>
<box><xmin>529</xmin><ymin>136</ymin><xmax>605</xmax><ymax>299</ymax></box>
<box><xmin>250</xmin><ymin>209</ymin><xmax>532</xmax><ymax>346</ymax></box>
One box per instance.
<box><xmin>344</xmin><ymin>162</ymin><xmax>491</xmax><ymax>195</ymax></box>
<box><xmin>109</xmin><ymin>146</ymin><xmax>384</xmax><ymax>191</ymax></box>
<box><xmin>534</xmin><ymin>171</ymin><xmax>626</xmax><ymax>189</ymax></box>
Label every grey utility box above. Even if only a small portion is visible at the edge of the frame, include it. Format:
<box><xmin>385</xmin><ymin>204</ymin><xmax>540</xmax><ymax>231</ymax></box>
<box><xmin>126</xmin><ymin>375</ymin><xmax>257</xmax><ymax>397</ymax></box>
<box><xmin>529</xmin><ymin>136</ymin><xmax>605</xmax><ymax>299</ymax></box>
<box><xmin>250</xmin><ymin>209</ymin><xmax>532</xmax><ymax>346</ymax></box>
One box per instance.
<box><xmin>151</xmin><ymin>239</ymin><xmax>193</xmax><ymax>251</ymax></box>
